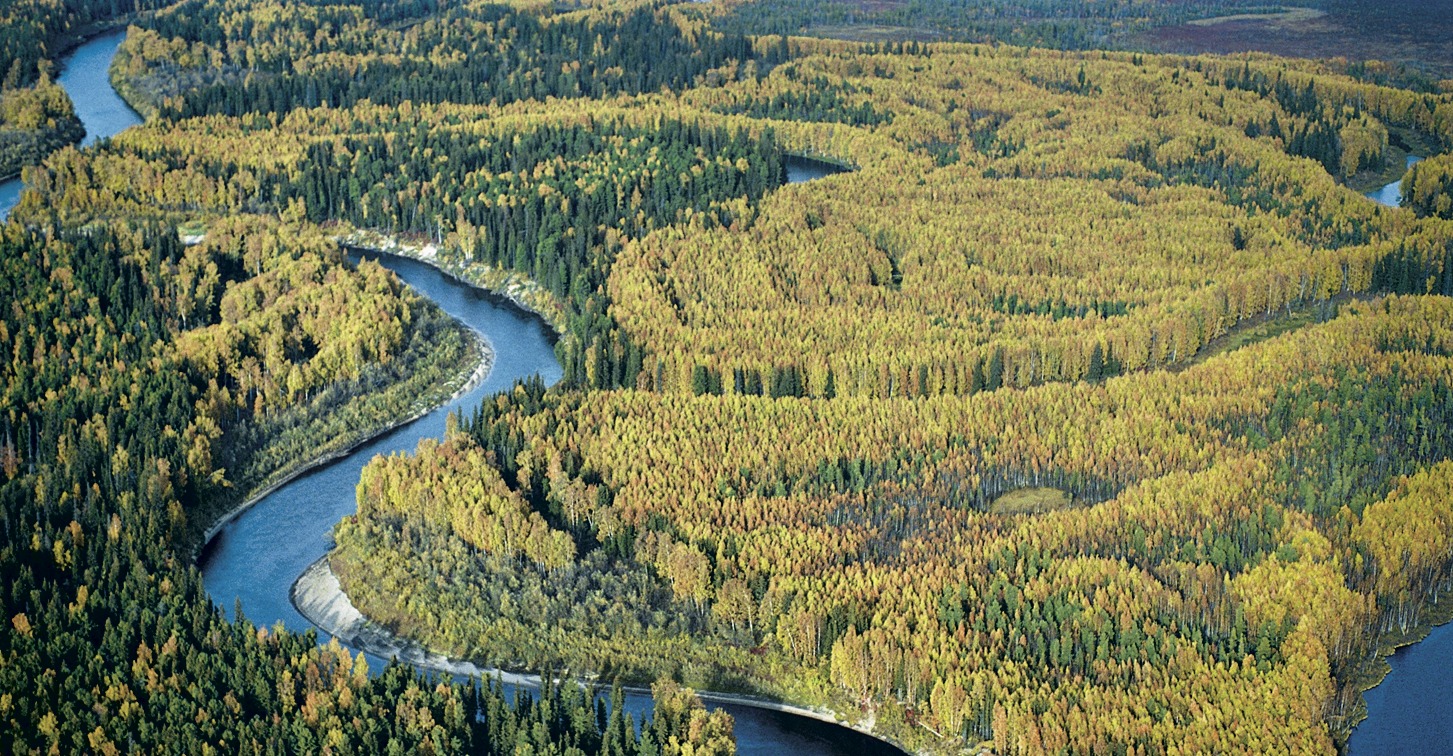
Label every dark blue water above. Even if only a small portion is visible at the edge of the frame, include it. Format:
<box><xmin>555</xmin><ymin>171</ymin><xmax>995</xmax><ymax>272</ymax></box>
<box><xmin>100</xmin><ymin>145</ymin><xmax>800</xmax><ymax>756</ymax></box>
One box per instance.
<box><xmin>200</xmin><ymin>251</ymin><xmax>899</xmax><ymax>756</ymax></box>
<box><xmin>1365</xmin><ymin>154</ymin><xmax>1423</xmax><ymax>208</ymax></box>
<box><xmin>787</xmin><ymin>154</ymin><xmax>852</xmax><ymax>183</ymax></box>
<box><xmin>1345</xmin><ymin>157</ymin><xmax>1453</xmax><ymax>755</ymax></box>
<box><xmin>0</xmin><ymin>29</ymin><xmax>141</xmax><ymax>219</ymax></box>
<box><xmin>1349</xmin><ymin>620</ymin><xmax>1453</xmax><ymax>754</ymax></box>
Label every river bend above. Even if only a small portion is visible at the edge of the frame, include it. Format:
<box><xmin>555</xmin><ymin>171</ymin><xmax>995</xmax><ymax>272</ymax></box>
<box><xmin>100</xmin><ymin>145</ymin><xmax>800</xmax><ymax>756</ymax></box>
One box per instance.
<box><xmin>15</xmin><ymin>29</ymin><xmax>896</xmax><ymax>756</ymax></box>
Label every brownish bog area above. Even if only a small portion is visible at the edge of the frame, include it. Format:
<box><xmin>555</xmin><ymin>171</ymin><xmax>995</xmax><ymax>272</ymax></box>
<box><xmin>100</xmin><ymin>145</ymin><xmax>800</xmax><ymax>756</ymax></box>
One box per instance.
<box><xmin>1140</xmin><ymin>0</ymin><xmax>1453</xmax><ymax>79</ymax></box>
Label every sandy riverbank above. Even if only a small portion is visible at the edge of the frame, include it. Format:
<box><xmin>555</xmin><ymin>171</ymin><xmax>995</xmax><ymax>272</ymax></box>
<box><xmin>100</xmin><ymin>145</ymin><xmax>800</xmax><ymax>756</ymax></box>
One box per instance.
<box><xmin>292</xmin><ymin>557</ymin><xmax>913</xmax><ymax>752</ymax></box>
<box><xmin>292</xmin><ymin>557</ymin><xmax>541</xmax><ymax>684</ymax></box>
<box><xmin>336</xmin><ymin>229</ymin><xmax>568</xmax><ymax>335</ymax></box>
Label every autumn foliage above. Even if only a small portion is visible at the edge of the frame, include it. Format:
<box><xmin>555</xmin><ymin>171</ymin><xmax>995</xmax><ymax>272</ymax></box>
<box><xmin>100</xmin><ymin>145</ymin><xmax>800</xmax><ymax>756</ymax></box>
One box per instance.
<box><xmin>5</xmin><ymin>0</ymin><xmax>1453</xmax><ymax>753</ymax></box>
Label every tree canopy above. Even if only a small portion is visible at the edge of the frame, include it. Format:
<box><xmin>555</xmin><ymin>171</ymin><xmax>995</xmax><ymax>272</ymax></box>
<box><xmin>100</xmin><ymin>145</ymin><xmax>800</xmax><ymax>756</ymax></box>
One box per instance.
<box><xmin>4</xmin><ymin>0</ymin><xmax>1453</xmax><ymax>753</ymax></box>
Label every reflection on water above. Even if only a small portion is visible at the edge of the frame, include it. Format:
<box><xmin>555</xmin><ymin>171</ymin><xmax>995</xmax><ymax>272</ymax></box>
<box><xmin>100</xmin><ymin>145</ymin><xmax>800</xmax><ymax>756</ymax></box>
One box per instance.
<box><xmin>787</xmin><ymin>154</ymin><xmax>852</xmax><ymax>184</ymax></box>
<box><xmin>0</xmin><ymin>29</ymin><xmax>142</xmax><ymax>220</ymax></box>
<box><xmin>201</xmin><ymin>251</ymin><xmax>900</xmax><ymax>756</ymax></box>
<box><xmin>1365</xmin><ymin>154</ymin><xmax>1423</xmax><ymax>208</ymax></box>
<box><xmin>1349</xmin><ymin>621</ymin><xmax>1453</xmax><ymax>754</ymax></box>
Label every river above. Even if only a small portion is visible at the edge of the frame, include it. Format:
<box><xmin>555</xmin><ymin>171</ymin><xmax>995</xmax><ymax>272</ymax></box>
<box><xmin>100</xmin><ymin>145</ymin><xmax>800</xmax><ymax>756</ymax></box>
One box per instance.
<box><xmin>12</xmin><ymin>29</ymin><xmax>897</xmax><ymax>756</ymax></box>
<box><xmin>207</xmin><ymin>249</ymin><xmax>900</xmax><ymax>755</ymax></box>
<box><xmin>0</xmin><ymin>29</ymin><xmax>140</xmax><ymax>220</ymax></box>
<box><xmin>1346</xmin><ymin>157</ymin><xmax>1453</xmax><ymax>755</ymax></box>
<box><xmin>1364</xmin><ymin>154</ymin><xmax>1423</xmax><ymax>208</ymax></box>
<box><xmin>202</xmin><ymin>251</ymin><xmax>897</xmax><ymax>756</ymax></box>
<box><xmin>199</xmin><ymin>249</ymin><xmax>562</xmax><ymax>646</ymax></box>
<box><xmin>18</xmin><ymin>27</ymin><xmax>1450</xmax><ymax>755</ymax></box>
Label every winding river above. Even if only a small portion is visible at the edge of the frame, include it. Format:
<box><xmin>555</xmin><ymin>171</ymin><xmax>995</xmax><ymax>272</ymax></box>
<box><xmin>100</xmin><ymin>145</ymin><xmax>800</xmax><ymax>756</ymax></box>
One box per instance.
<box><xmin>32</xmin><ymin>27</ymin><xmax>1450</xmax><ymax>756</ymax></box>
<box><xmin>210</xmin><ymin>254</ymin><xmax>893</xmax><ymax>753</ymax></box>
<box><xmin>0</xmin><ymin>29</ymin><xmax>140</xmax><ymax>220</ymax></box>
<box><xmin>10</xmin><ymin>29</ymin><xmax>893</xmax><ymax>756</ymax></box>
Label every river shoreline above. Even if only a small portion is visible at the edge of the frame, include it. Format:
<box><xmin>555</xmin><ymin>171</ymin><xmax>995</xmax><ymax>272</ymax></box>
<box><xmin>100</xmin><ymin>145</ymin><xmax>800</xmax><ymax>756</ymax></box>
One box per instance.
<box><xmin>1341</xmin><ymin>593</ymin><xmax>1453</xmax><ymax>744</ymax></box>
<box><xmin>292</xmin><ymin>556</ymin><xmax>914</xmax><ymax>755</ymax></box>
<box><xmin>302</xmin><ymin>240</ymin><xmax>918</xmax><ymax>755</ymax></box>
<box><xmin>198</xmin><ymin>323</ymin><xmax>493</xmax><ymax>550</ymax></box>
<box><xmin>1337</xmin><ymin>156</ymin><xmax>1450</xmax><ymax>752</ymax></box>
<box><xmin>40</xmin><ymin>24</ymin><xmax>905</xmax><ymax>756</ymax></box>
<box><xmin>336</xmin><ymin>228</ymin><xmax>568</xmax><ymax>335</ymax></box>
<box><xmin>0</xmin><ymin>26</ymin><xmax>140</xmax><ymax>220</ymax></box>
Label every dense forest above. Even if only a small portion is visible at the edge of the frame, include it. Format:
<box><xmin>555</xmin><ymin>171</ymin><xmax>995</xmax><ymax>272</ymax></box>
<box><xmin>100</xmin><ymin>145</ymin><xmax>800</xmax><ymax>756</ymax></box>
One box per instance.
<box><xmin>0</xmin><ymin>0</ymin><xmax>154</xmax><ymax>88</ymax></box>
<box><xmin>0</xmin><ymin>76</ymin><xmax>83</xmax><ymax>176</ymax></box>
<box><xmin>0</xmin><ymin>3</ymin><xmax>751</xmax><ymax>742</ymax></box>
<box><xmin>0</xmin><ymin>0</ymin><xmax>159</xmax><ymax>176</ymax></box>
<box><xmin>346</xmin><ymin>294</ymin><xmax>1453</xmax><ymax>753</ymax></box>
<box><xmin>0</xmin><ymin>187</ymin><xmax>734</xmax><ymax>755</ymax></box>
<box><xmin>1403</xmin><ymin>153</ymin><xmax>1453</xmax><ymax>218</ymax></box>
<box><xmin>3</xmin><ymin>0</ymin><xmax>1453</xmax><ymax>753</ymax></box>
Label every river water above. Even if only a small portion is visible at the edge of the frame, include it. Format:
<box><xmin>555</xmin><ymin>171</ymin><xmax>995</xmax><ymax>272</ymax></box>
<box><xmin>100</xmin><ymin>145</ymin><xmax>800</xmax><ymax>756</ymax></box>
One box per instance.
<box><xmin>1345</xmin><ymin>158</ymin><xmax>1453</xmax><ymax>756</ymax></box>
<box><xmin>1364</xmin><ymin>154</ymin><xmax>1423</xmax><ymax>208</ymax></box>
<box><xmin>200</xmin><ymin>254</ymin><xmax>896</xmax><ymax>756</ymax></box>
<box><xmin>0</xmin><ymin>29</ymin><xmax>140</xmax><ymax>220</ymax></box>
<box><xmin>199</xmin><ymin>250</ymin><xmax>563</xmax><ymax>642</ymax></box>
<box><xmin>57</xmin><ymin>29</ymin><xmax>143</xmax><ymax>148</ymax></box>
<box><xmin>18</xmin><ymin>28</ymin><xmax>1449</xmax><ymax>755</ymax></box>
<box><xmin>15</xmin><ymin>29</ymin><xmax>897</xmax><ymax>756</ymax></box>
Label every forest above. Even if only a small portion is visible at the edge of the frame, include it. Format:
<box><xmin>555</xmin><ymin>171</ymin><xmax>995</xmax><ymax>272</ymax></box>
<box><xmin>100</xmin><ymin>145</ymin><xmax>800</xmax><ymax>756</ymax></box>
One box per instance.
<box><xmin>340</xmin><ymin>294</ymin><xmax>1453</xmax><ymax>754</ymax></box>
<box><xmin>0</xmin><ymin>0</ymin><xmax>161</xmax><ymax>175</ymax></box>
<box><xmin>0</xmin><ymin>158</ymin><xmax>734</xmax><ymax>756</ymax></box>
<box><xmin>2</xmin><ymin>0</ymin><xmax>1453</xmax><ymax>753</ymax></box>
<box><xmin>0</xmin><ymin>76</ymin><xmax>83</xmax><ymax>177</ymax></box>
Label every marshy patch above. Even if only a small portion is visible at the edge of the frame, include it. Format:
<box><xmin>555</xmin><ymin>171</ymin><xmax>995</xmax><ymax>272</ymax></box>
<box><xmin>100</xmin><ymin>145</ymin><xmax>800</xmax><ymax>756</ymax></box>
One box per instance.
<box><xmin>989</xmin><ymin>486</ymin><xmax>1075</xmax><ymax>515</ymax></box>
